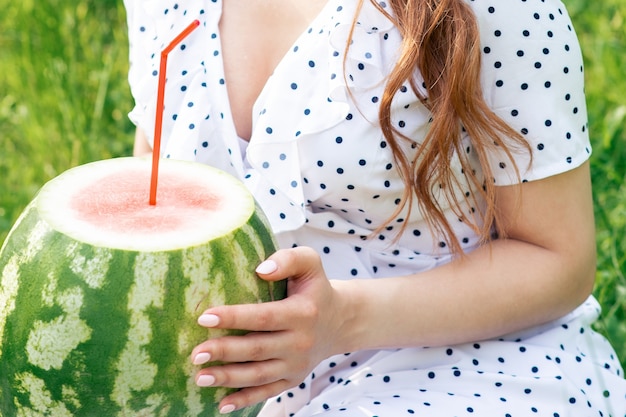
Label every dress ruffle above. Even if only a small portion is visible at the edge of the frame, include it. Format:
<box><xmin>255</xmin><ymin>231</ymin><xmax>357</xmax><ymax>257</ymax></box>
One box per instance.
<box><xmin>127</xmin><ymin>0</ymin><xmax>246</xmax><ymax>178</ymax></box>
<box><xmin>243</xmin><ymin>0</ymin><xmax>397</xmax><ymax>233</ymax></box>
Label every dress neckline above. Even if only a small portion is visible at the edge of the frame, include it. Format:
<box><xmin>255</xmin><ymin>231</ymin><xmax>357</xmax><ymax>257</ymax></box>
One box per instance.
<box><xmin>215</xmin><ymin>0</ymin><xmax>333</xmax><ymax>143</ymax></box>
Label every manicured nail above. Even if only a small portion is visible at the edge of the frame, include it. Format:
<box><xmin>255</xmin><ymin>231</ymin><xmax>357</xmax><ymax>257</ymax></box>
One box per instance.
<box><xmin>198</xmin><ymin>314</ymin><xmax>219</xmax><ymax>327</ymax></box>
<box><xmin>197</xmin><ymin>375</ymin><xmax>216</xmax><ymax>387</ymax></box>
<box><xmin>219</xmin><ymin>404</ymin><xmax>236</xmax><ymax>414</ymax></box>
<box><xmin>256</xmin><ymin>259</ymin><xmax>277</xmax><ymax>275</ymax></box>
<box><xmin>193</xmin><ymin>352</ymin><xmax>211</xmax><ymax>365</ymax></box>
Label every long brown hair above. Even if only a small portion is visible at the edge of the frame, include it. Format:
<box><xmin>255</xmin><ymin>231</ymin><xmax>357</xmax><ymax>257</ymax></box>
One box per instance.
<box><xmin>353</xmin><ymin>0</ymin><xmax>530</xmax><ymax>254</ymax></box>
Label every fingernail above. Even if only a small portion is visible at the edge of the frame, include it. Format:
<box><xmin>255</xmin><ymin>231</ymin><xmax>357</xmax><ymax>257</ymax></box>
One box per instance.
<box><xmin>197</xmin><ymin>375</ymin><xmax>216</xmax><ymax>387</ymax></box>
<box><xmin>193</xmin><ymin>352</ymin><xmax>211</xmax><ymax>365</ymax></box>
<box><xmin>198</xmin><ymin>314</ymin><xmax>219</xmax><ymax>327</ymax></box>
<box><xmin>219</xmin><ymin>404</ymin><xmax>236</xmax><ymax>414</ymax></box>
<box><xmin>256</xmin><ymin>259</ymin><xmax>277</xmax><ymax>275</ymax></box>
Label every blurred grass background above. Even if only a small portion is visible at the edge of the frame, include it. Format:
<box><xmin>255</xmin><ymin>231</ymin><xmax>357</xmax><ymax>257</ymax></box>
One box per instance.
<box><xmin>0</xmin><ymin>0</ymin><xmax>625</xmax><ymax>367</ymax></box>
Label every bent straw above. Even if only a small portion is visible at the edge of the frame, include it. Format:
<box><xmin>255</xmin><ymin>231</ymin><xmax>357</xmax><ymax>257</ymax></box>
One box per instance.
<box><xmin>150</xmin><ymin>19</ymin><xmax>201</xmax><ymax>205</ymax></box>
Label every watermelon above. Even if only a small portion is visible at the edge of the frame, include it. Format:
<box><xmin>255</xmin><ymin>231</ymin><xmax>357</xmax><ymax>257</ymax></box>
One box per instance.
<box><xmin>0</xmin><ymin>157</ymin><xmax>285</xmax><ymax>417</ymax></box>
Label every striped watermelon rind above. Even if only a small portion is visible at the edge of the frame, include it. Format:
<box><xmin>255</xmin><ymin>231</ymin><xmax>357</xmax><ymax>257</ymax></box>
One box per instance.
<box><xmin>0</xmin><ymin>158</ymin><xmax>285</xmax><ymax>416</ymax></box>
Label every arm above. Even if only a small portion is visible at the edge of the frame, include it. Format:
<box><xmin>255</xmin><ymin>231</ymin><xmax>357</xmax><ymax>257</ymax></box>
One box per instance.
<box><xmin>192</xmin><ymin>161</ymin><xmax>597</xmax><ymax>411</ymax></box>
<box><xmin>339</xmin><ymin>160</ymin><xmax>596</xmax><ymax>351</ymax></box>
<box><xmin>133</xmin><ymin>128</ymin><xmax>152</xmax><ymax>157</ymax></box>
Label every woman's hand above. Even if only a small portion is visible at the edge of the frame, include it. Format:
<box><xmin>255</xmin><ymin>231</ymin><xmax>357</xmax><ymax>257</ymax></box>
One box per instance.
<box><xmin>189</xmin><ymin>162</ymin><xmax>598</xmax><ymax>414</ymax></box>
<box><xmin>190</xmin><ymin>246</ymin><xmax>349</xmax><ymax>414</ymax></box>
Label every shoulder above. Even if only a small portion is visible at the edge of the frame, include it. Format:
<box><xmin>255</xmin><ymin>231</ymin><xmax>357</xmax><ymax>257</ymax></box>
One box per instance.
<box><xmin>464</xmin><ymin>0</ymin><xmax>591</xmax><ymax>184</ymax></box>
<box><xmin>466</xmin><ymin>0</ymin><xmax>582</xmax><ymax>58</ymax></box>
<box><xmin>466</xmin><ymin>0</ymin><xmax>576</xmax><ymax>31</ymax></box>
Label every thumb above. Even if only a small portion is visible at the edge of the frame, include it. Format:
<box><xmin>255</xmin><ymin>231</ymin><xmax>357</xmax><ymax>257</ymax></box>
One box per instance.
<box><xmin>255</xmin><ymin>247</ymin><xmax>324</xmax><ymax>282</ymax></box>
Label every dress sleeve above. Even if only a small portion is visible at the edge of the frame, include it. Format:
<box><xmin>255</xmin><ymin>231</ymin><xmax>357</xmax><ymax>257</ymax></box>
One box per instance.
<box><xmin>469</xmin><ymin>0</ymin><xmax>591</xmax><ymax>185</ymax></box>
<box><xmin>123</xmin><ymin>0</ymin><xmax>158</xmax><ymax>141</ymax></box>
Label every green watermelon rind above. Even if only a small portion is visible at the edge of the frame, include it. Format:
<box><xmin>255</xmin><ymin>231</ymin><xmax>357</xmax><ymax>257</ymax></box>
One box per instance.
<box><xmin>0</xmin><ymin>158</ymin><xmax>285</xmax><ymax>417</ymax></box>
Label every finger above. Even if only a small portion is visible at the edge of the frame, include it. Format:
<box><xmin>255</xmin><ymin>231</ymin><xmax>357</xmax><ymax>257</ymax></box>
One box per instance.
<box><xmin>195</xmin><ymin>358</ymin><xmax>291</xmax><ymax>389</ymax></box>
<box><xmin>191</xmin><ymin>331</ymin><xmax>291</xmax><ymax>364</ymax></box>
<box><xmin>197</xmin><ymin>298</ymin><xmax>297</xmax><ymax>332</ymax></box>
<box><xmin>217</xmin><ymin>379</ymin><xmax>294</xmax><ymax>414</ymax></box>
<box><xmin>256</xmin><ymin>246</ymin><xmax>323</xmax><ymax>281</ymax></box>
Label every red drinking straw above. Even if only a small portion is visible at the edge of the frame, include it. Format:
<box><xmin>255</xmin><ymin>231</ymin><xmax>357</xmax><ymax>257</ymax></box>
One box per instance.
<box><xmin>150</xmin><ymin>19</ymin><xmax>201</xmax><ymax>206</ymax></box>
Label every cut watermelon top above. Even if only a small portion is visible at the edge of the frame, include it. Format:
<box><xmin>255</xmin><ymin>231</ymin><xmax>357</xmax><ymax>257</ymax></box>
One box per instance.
<box><xmin>37</xmin><ymin>158</ymin><xmax>254</xmax><ymax>252</ymax></box>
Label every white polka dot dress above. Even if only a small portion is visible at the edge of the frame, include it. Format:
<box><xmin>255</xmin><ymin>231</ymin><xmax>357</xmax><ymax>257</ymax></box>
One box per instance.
<box><xmin>123</xmin><ymin>0</ymin><xmax>626</xmax><ymax>415</ymax></box>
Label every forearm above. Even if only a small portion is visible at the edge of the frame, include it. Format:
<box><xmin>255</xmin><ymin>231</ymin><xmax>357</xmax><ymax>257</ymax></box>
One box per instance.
<box><xmin>333</xmin><ymin>236</ymin><xmax>595</xmax><ymax>353</ymax></box>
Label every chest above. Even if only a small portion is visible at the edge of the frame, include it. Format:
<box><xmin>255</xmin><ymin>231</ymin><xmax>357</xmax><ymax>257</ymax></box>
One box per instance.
<box><xmin>219</xmin><ymin>0</ymin><xmax>328</xmax><ymax>140</ymax></box>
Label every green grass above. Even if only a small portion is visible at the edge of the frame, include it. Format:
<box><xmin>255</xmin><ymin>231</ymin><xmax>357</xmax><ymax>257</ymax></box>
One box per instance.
<box><xmin>1</xmin><ymin>0</ymin><xmax>625</xmax><ymax>367</ymax></box>
<box><xmin>567</xmin><ymin>0</ymin><xmax>626</xmax><ymax>365</ymax></box>
<box><xmin>0</xmin><ymin>0</ymin><xmax>134</xmax><ymax>236</ymax></box>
